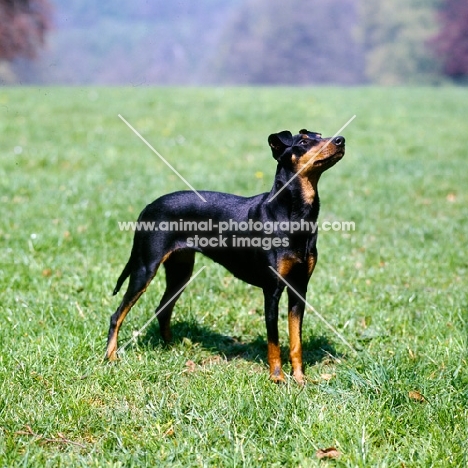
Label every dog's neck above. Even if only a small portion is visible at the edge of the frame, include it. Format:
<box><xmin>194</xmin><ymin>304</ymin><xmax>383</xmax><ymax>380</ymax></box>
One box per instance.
<box><xmin>268</xmin><ymin>166</ymin><xmax>321</xmax><ymax>221</ymax></box>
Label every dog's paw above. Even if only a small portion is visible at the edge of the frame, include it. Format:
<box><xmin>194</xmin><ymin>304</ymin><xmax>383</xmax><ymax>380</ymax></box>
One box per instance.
<box><xmin>270</xmin><ymin>371</ymin><xmax>286</xmax><ymax>384</ymax></box>
<box><xmin>106</xmin><ymin>345</ymin><xmax>119</xmax><ymax>362</ymax></box>
<box><xmin>293</xmin><ymin>371</ymin><xmax>306</xmax><ymax>386</ymax></box>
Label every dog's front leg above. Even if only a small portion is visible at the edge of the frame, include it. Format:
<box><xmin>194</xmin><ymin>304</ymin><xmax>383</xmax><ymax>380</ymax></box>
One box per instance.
<box><xmin>287</xmin><ymin>286</ymin><xmax>307</xmax><ymax>385</ymax></box>
<box><xmin>263</xmin><ymin>287</ymin><xmax>285</xmax><ymax>383</ymax></box>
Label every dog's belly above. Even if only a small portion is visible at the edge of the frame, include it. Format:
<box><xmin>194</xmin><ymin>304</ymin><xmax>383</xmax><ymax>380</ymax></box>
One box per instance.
<box><xmin>201</xmin><ymin>246</ymin><xmax>270</xmax><ymax>288</ymax></box>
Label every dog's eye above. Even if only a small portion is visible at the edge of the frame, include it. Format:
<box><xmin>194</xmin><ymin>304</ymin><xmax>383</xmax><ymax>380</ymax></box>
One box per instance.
<box><xmin>299</xmin><ymin>139</ymin><xmax>309</xmax><ymax>145</ymax></box>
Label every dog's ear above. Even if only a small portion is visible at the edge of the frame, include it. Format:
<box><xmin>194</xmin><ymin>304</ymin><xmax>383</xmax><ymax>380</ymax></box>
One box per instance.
<box><xmin>268</xmin><ymin>131</ymin><xmax>293</xmax><ymax>161</ymax></box>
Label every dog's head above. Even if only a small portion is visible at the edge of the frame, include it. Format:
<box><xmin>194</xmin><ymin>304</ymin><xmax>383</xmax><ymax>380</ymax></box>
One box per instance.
<box><xmin>268</xmin><ymin>129</ymin><xmax>345</xmax><ymax>175</ymax></box>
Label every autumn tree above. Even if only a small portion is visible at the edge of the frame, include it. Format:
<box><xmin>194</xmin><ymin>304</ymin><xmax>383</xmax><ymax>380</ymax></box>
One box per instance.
<box><xmin>431</xmin><ymin>0</ymin><xmax>468</xmax><ymax>81</ymax></box>
<box><xmin>0</xmin><ymin>0</ymin><xmax>51</xmax><ymax>61</ymax></box>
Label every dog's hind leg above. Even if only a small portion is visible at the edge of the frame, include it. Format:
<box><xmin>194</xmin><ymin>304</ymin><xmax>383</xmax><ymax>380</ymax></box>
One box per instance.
<box><xmin>156</xmin><ymin>250</ymin><xmax>195</xmax><ymax>343</ymax></box>
<box><xmin>106</xmin><ymin>260</ymin><xmax>160</xmax><ymax>360</ymax></box>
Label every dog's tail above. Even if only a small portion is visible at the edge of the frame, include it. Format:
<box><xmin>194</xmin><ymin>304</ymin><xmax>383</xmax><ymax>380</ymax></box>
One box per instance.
<box><xmin>113</xmin><ymin>258</ymin><xmax>133</xmax><ymax>295</ymax></box>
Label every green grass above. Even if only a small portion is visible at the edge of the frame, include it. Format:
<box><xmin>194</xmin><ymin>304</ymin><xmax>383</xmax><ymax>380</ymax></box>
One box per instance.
<box><xmin>0</xmin><ymin>86</ymin><xmax>467</xmax><ymax>466</ymax></box>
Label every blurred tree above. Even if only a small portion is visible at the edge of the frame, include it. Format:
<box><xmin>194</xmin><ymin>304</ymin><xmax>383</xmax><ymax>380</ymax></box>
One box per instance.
<box><xmin>42</xmin><ymin>0</ymin><xmax>239</xmax><ymax>85</ymax></box>
<box><xmin>0</xmin><ymin>0</ymin><xmax>52</xmax><ymax>61</ymax></box>
<box><xmin>360</xmin><ymin>0</ymin><xmax>440</xmax><ymax>84</ymax></box>
<box><xmin>206</xmin><ymin>0</ymin><xmax>364</xmax><ymax>85</ymax></box>
<box><xmin>431</xmin><ymin>0</ymin><xmax>468</xmax><ymax>81</ymax></box>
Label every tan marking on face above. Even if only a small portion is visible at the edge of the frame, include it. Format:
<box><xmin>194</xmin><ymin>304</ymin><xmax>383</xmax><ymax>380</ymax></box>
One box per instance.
<box><xmin>295</xmin><ymin>139</ymin><xmax>340</xmax><ymax>173</ymax></box>
<box><xmin>292</xmin><ymin>139</ymin><xmax>344</xmax><ymax>204</ymax></box>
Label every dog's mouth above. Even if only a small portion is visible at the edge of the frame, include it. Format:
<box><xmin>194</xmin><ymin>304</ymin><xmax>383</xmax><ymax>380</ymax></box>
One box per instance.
<box><xmin>294</xmin><ymin>142</ymin><xmax>345</xmax><ymax>174</ymax></box>
<box><xmin>315</xmin><ymin>148</ymin><xmax>345</xmax><ymax>165</ymax></box>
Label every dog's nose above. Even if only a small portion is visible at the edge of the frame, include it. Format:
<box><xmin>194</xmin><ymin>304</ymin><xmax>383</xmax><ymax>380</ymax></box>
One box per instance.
<box><xmin>333</xmin><ymin>136</ymin><xmax>345</xmax><ymax>147</ymax></box>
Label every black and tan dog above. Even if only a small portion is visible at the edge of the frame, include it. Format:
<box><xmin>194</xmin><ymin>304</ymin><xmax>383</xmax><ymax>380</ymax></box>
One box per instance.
<box><xmin>106</xmin><ymin>129</ymin><xmax>345</xmax><ymax>384</ymax></box>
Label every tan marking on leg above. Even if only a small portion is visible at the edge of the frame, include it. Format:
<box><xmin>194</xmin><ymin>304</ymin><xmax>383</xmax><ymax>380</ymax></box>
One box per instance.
<box><xmin>267</xmin><ymin>341</ymin><xmax>285</xmax><ymax>383</ymax></box>
<box><xmin>288</xmin><ymin>313</ymin><xmax>304</xmax><ymax>384</ymax></box>
<box><xmin>106</xmin><ymin>297</ymin><xmax>141</xmax><ymax>360</ymax></box>
<box><xmin>277</xmin><ymin>254</ymin><xmax>299</xmax><ymax>277</ymax></box>
<box><xmin>106</xmin><ymin>266</ymin><xmax>160</xmax><ymax>361</ymax></box>
<box><xmin>161</xmin><ymin>249</ymin><xmax>193</xmax><ymax>265</ymax></box>
<box><xmin>307</xmin><ymin>254</ymin><xmax>317</xmax><ymax>277</ymax></box>
<box><xmin>160</xmin><ymin>250</ymin><xmax>173</xmax><ymax>264</ymax></box>
<box><xmin>106</xmin><ymin>342</ymin><xmax>119</xmax><ymax>361</ymax></box>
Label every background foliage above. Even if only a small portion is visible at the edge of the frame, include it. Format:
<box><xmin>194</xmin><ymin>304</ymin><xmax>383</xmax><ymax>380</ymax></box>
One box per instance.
<box><xmin>360</xmin><ymin>0</ymin><xmax>441</xmax><ymax>84</ymax></box>
<box><xmin>1</xmin><ymin>0</ymin><xmax>468</xmax><ymax>85</ymax></box>
<box><xmin>431</xmin><ymin>0</ymin><xmax>468</xmax><ymax>81</ymax></box>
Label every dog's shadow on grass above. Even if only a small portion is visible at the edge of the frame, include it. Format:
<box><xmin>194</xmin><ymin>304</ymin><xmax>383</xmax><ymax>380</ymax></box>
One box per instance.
<box><xmin>137</xmin><ymin>320</ymin><xmax>343</xmax><ymax>369</ymax></box>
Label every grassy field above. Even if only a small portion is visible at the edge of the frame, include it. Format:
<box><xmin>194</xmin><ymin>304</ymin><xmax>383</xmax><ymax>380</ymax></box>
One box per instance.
<box><xmin>0</xmin><ymin>86</ymin><xmax>467</xmax><ymax>466</ymax></box>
